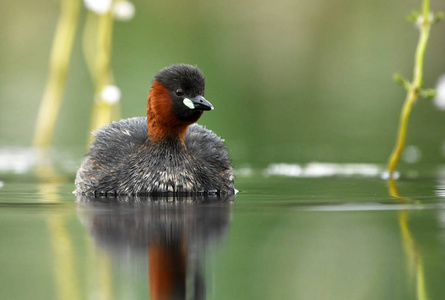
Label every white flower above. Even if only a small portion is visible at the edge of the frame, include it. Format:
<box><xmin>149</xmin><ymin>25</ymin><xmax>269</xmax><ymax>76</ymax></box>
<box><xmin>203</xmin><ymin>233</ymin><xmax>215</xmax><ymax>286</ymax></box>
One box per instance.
<box><xmin>113</xmin><ymin>1</ymin><xmax>135</xmax><ymax>21</ymax></box>
<box><xmin>416</xmin><ymin>13</ymin><xmax>434</xmax><ymax>29</ymax></box>
<box><xmin>101</xmin><ymin>85</ymin><xmax>121</xmax><ymax>104</ymax></box>
<box><xmin>433</xmin><ymin>74</ymin><xmax>445</xmax><ymax>110</ymax></box>
<box><xmin>83</xmin><ymin>0</ymin><xmax>113</xmax><ymax>15</ymax></box>
<box><xmin>402</xmin><ymin>145</ymin><xmax>421</xmax><ymax>164</ymax></box>
<box><xmin>380</xmin><ymin>171</ymin><xmax>400</xmax><ymax>180</ymax></box>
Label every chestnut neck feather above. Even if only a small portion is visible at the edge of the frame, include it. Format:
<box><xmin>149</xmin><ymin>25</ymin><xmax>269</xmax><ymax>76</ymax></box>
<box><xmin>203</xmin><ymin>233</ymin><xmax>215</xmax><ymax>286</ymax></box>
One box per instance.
<box><xmin>147</xmin><ymin>81</ymin><xmax>189</xmax><ymax>143</ymax></box>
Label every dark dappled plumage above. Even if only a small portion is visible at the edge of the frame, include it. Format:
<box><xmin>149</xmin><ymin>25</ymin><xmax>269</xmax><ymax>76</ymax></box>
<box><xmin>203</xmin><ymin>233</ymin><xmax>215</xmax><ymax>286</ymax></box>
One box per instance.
<box><xmin>75</xmin><ymin>65</ymin><xmax>235</xmax><ymax>196</ymax></box>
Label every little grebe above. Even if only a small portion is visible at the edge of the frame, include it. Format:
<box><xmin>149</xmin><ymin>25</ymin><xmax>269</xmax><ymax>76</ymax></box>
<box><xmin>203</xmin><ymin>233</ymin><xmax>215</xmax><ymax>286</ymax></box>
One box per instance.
<box><xmin>75</xmin><ymin>64</ymin><xmax>235</xmax><ymax>196</ymax></box>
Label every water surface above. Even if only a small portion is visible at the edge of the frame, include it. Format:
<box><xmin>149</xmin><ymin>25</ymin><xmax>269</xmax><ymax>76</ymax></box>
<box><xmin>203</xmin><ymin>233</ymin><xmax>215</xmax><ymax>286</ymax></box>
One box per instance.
<box><xmin>1</xmin><ymin>166</ymin><xmax>445</xmax><ymax>300</ymax></box>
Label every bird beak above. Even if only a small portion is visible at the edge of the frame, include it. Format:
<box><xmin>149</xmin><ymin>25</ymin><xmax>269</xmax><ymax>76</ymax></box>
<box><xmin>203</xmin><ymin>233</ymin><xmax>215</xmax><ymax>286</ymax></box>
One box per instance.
<box><xmin>184</xmin><ymin>95</ymin><xmax>214</xmax><ymax>111</ymax></box>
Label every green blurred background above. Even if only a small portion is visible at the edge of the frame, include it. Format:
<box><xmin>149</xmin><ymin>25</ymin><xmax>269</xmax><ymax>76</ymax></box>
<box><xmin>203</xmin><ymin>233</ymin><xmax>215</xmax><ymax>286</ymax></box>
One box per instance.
<box><xmin>1</xmin><ymin>0</ymin><xmax>444</xmax><ymax>168</ymax></box>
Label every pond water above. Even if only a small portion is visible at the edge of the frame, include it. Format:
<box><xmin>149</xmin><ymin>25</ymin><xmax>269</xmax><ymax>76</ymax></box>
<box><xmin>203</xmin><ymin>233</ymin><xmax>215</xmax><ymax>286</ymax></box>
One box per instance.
<box><xmin>2</xmin><ymin>0</ymin><xmax>445</xmax><ymax>299</ymax></box>
<box><xmin>1</xmin><ymin>156</ymin><xmax>445</xmax><ymax>300</ymax></box>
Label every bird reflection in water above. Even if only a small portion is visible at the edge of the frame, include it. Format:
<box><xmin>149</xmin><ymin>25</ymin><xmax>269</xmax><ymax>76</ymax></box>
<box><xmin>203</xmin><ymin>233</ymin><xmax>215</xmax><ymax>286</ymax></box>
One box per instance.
<box><xmin>77</xmin><ymin>195</ymin><xmax>233</xmax><ymax>300</ymax></box>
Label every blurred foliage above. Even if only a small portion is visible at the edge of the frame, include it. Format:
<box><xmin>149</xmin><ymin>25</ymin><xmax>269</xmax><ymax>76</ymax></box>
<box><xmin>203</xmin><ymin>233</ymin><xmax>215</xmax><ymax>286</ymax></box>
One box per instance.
<box><xmin>0</xmin><ymin>0</ymin><xmax>444</xmax><ymax>168</ymax></box>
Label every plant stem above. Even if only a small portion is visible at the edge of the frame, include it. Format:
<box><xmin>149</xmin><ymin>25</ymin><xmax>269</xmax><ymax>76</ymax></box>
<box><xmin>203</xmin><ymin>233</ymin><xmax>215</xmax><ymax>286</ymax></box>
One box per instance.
<box><xmin>32</xmin><ymin>0</ymin><xmax>80</xmax><ymax>150</ymax></box>
<box><xmin>387</xmin><ymin>0</ymin><xmax>432</xmax><ymax>177</ymax></box>
<box><xmin>86</xmin><ymin>8</ymin><xmax>121</xmax><ymax>143</ymax></box>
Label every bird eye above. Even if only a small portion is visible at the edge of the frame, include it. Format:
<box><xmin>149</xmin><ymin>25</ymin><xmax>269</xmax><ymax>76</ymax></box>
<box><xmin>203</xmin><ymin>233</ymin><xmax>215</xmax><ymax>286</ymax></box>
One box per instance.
<box><xmin>175</xmin><ymin>89</ymin><xmax>184</xmax><ymax>96</ymax></box>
